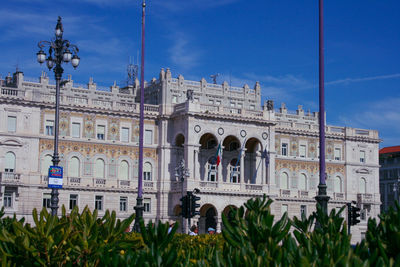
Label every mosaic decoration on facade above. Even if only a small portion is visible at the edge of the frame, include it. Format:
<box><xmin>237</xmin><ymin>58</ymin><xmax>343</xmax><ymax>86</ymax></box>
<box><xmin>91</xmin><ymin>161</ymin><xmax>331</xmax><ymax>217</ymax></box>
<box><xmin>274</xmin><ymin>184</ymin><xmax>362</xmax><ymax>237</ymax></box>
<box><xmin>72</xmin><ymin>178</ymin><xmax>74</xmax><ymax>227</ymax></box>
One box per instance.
<box><xmin>108</xmin><ymin>117</ymin><xmax>120</xmax><ymax>141</ymax></box>
<box><xmin>275</xmin><ymin>159</ymin><xmax>345</xmax><ymax>176</ymax></box>
<box><xmin>83</xmin><ymin>114</ymin><xmax>95</xmax><ymax>139</ymax></box>
<box><xmin>39</xmin><ymin>139</ymin><xmax>157</xmax><ymax>160</ymax></box>
<box><xmin>290</xmin><ymin>138</ymin><xmax>298</xmax><ymax>157</ymax></box>
<box><xmin>59</xmin><ymin>112</ymin><xmax>70</xmax><ymax>136</ymax></box>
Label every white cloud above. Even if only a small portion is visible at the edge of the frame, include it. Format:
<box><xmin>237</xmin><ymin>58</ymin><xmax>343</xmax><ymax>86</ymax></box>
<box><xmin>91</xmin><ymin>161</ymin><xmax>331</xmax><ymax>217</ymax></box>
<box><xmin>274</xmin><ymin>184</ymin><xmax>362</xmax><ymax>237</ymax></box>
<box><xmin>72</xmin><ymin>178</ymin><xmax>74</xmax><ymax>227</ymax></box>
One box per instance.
<box><xmin>338</xmin><ymin>97</ymin><xmax>400</xmax><ymax>146</ymax></box>
<box><xmin>326</xmin><ymin>73</ymin><xmax>400</xmax><ymax>86</ymax></box>
<box><xmin>168</xmin><ymin>33</ymin><xmax>201</xmax><ymax>72</ymax></box>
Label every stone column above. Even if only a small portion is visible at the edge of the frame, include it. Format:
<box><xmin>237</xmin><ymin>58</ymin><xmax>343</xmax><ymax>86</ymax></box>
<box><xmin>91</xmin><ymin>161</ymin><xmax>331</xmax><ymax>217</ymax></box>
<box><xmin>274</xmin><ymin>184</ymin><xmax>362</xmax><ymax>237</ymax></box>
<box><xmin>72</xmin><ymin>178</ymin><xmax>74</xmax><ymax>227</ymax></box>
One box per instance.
<box><xmin>240</xmin><ymin>148</ymin><xmax>246</xmax><ymax>185</ymax></box>
<box><xmin>193</xmin><ymin>145</ymin><xmax>200</xmax><ymax>180</ymax></box>
<box><xmin>255</xmin><ymin>151</ymin><xmax>262</xmax><ymax>184</ymax></box>
<box><xmin>214</xmin><ymin>214</ymin><xmax>220</xmax><ymax>233</ymax></box>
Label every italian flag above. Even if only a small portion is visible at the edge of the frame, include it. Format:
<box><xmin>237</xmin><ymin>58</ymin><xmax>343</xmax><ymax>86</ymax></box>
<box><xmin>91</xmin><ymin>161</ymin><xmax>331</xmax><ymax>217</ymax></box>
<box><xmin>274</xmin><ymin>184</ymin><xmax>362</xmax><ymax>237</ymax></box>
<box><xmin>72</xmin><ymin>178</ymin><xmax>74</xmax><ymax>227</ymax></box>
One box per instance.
<box><xmin>216</xmin><ymin>143</ymin><xmax>222</xmax><ymax>166</ymax></box>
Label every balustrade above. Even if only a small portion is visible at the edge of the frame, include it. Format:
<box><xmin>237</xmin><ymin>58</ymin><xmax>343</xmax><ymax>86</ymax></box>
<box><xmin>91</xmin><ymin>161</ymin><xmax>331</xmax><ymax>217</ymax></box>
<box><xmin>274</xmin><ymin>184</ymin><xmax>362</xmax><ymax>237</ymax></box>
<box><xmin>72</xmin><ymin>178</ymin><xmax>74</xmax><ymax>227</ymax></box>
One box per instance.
<box><xmin>0</xmin><ymin>172</ymin><xmax>21</xmax><ymax>183</ymax></box>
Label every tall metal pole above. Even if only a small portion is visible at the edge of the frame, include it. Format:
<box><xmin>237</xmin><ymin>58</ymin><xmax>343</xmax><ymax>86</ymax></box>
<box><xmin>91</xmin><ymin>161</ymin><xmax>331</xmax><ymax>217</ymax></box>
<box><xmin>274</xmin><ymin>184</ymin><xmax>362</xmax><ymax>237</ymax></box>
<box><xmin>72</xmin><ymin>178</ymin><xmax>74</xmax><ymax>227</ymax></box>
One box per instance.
<box><xmin>315</xmin><ymin>0</ymin><xmax>330</xmax><ymax>214</ymax></box>
<box><xmin>50</xmin><ymin>65</ymin><xmax>62</xmax><ymax>216</ymax></box>
<box><xmin>37</xmin><ymin>17</ymin><xmax>80</xmax><ymax>216</ymax></box>
<box><xmin>133</xmin><ymin>0</ymin><xmax>146</xmax><ymax>231</ymax></box>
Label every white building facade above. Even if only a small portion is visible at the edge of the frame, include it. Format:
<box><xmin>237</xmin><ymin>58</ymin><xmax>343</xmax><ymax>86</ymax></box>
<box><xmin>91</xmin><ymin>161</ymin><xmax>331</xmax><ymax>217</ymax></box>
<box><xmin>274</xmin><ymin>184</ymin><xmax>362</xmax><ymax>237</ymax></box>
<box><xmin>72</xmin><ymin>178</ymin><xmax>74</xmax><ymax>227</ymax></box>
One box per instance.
<box><xmin>0</xmin><ymin>69</ymin><xmax>380</xmax><ymax>242</ymax></box>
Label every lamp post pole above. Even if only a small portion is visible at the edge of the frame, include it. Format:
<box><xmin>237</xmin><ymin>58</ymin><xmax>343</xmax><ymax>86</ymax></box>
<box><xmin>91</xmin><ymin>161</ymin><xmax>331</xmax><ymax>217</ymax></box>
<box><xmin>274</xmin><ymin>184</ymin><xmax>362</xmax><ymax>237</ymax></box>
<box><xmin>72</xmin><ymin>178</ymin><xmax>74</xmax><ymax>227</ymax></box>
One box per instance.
<box><xmin>37</xmin><ymin>17</ymin><xmax>80</xmax><ymax>216</ymax></box>
<box><xmin>133</xmin><ymin>0</ymin><xmax>146</xmax><ymax>232</ymax></box>
<box><xmin>315</xmin><ymin>0</ymin><xmax>330</xmax><ymax>214</ymax></box>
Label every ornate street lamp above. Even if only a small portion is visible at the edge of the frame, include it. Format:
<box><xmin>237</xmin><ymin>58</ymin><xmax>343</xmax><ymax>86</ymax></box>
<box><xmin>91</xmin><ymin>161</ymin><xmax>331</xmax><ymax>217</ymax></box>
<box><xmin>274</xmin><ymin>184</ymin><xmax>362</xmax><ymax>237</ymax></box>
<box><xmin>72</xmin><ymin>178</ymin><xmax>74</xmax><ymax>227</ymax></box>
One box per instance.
<box><xmin>37</xmin><ymin>16</ymin><xmax>80</xmax><ymax>216</ymax></box>
<box><xmin>315</xmin><ymin>0</ymin><xmax>330</xmax><ymax>214</ymax></box>
<box><xmin>133</xmin><ymin>0</ymin><xmax>146</xmax><ymax>232</ymax></box>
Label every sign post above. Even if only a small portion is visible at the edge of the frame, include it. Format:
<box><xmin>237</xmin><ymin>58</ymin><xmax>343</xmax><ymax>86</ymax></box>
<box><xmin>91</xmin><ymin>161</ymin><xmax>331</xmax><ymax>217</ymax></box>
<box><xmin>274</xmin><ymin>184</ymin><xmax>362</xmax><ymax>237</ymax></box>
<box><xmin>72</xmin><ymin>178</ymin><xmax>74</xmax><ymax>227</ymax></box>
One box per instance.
<box><xmin>48</xmin><ymin>166</ymin><xmax>63</xmax><ymax>189</ymax></box>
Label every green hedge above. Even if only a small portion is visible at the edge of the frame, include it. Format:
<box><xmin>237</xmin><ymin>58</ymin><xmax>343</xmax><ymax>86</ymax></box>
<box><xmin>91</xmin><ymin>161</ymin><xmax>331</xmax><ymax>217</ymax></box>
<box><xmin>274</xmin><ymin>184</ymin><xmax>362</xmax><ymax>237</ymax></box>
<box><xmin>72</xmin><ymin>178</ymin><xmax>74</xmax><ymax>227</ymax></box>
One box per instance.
<box><xmin>0</xmin><ymin>197</ymin><xmax>399</xmax><ymax>266</ymax></box>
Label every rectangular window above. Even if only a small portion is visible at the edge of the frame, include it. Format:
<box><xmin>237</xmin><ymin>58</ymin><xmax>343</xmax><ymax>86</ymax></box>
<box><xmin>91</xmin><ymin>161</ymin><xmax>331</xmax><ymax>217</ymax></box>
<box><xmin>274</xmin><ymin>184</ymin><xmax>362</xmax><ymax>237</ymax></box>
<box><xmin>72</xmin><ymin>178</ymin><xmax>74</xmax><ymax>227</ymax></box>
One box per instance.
<box><xmin>97</xmin><ymin>125</ymin><xmax>105</xmax><ymax>140</ymax></box>
<box><xmin>3</xmin><ymin>192</ymin><xmax>13</xmax><ymax>208</ymax></box>
<box><xmin>121</xmin><ymin>127</ymin><xmax>129</xmax><ymax>142</ymax></box>
<box><xmin>144</xmin><ymin>198</ymin><xmax>151</xmax><ymax>213</ymax></box>
<box><xmin>45</xmin><ymin>120</ymin><xmax>54</xmax><ymax>136</ymax></box>
<box><xmin>250</xmin><ymin>105</ymin><xmax>255</xmax><ymax>110</ymax></box>
<box><xmin>299</xmin><ymin>145</ymin><xmax>306</xmax><ymax>158</ymax></box>
<box><xmin>120</xmin><ymin>196</ymin><xmax>127</xmax><ymax>212</ymax></box>
<box><xmin>7</xmin><ymin>116</ymin><xmax>16</xmax><ymax>132</ymax></box>
<box><xmin>216</xmin><ymin>100</ymin><xmax>221</xmax><ymax>106</ymax></box>
<box><xmin>144</xmin><ymin>170</ymin><xmax>152</xmax><ymax>181</ymax></box>
<box><xmin>281</xmin><ymin>204</ymin><xmax>288</xmax><ymax>215</ymax></box>
<box><xmin>172</xmin><ymin>95</ymin><xmax>178</xmax><ymax>103</ymax></box>
<box><xmin>209</xmin><ymin>99</ymin><xmax>214</xmax><ymax>104</ymax></box>
<box><xmin>69</xmin><ymin>194</ymin><xmax>78</xmax><ymax>210</ymax></box>
<box><xmin>300</xmin><ymin>205</ymin><xmax>307</xmax><ymax>218</ymax></box>
<box><xmin>230</xmin><ymin>102</ymin><xmax>235</xmax><ymax>107</ymax></box>
<box><xmin>360</xmin><ymin>150</ymin><xmax>366</xmax><ymax>163</ymax></box>
<box><xmin>42</xmin><ymin>193</ymin><xmax>51</xmax><ymax>208</ymax></box>
<box><xmin>281</xmin><ymin>143</ymin><xmax>288</xmax><ymax>156</ymax></box>
<box><xmin>237</xmin><ymin>103</ymin><xmax>243</xmax><ymax>108</ymax></box>
<box><xmin>144</xmin><ymin>130</ymin><xmax>153</xmax><ymax>145</ymax></box>
<box><xmin>95</xmin><ymin>195</ymin><xmax>103</xmax><ymax>211</ymax></box>
<box><xmin>334</xmin><ymin>148</ymin><xmax>341</xmax><ymax>161</ymax></box>
<box><xmin>72</xmin><ymin>122</ymin><xmax>81</xmax><ymax>138</ymax></box>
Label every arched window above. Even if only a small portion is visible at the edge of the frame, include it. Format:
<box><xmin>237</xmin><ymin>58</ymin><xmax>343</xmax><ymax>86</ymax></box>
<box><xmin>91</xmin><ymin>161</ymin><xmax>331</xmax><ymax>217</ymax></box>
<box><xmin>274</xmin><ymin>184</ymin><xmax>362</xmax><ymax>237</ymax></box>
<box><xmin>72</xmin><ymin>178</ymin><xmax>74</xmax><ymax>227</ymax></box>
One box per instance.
<box><xmin>229</xmin><ymin>142</ymin><xmax>239</xmax><ymax>151</ymax></box>
<box><xmin>280</xmin><ymin>172</ymin><xmax>289</xmax><ymax>189</ymax></box>
<box><xmin>207</xmin><ymin>157</ymin><xmax>217</xmax><ymax>182</ymax></box>
<box><xmin>41</xmin><ymin>155</ymin><xmax>53</xmax><ymax>175</ymax></box>
<box><xmin>5</xmin><ymin>152</ymin><xmax>16</xmax><ymax>173</ymax></box>
<box><xmin>68</xmin><ymin>157</ymin><xmax>80</xmax><ymax>177</ymax></box>
<box><xmin>299</xmin><ymin>173</ymin><xmax>307</xmax><ymax>190</ymax></box>
<box><xmin>334</xmin><ymin>176</ymin><xmax>342</xmax><ymax>193</ymax></box>
<box><xmin>359</xmin><ymin>177</ymin><xmax>367</xmax><ymax>194</ymax></box>
<box><xmin>143</xmin><ymin>162</ymin><xmax>152</xmax><ymax>181</ymax></box>
<box><xmin>229</xmin><ymin>158</ymin><xmax>240</xmax><ymax>183</ymax></box>
<box><xmin>94</xmin><ymin>159</ymin><xmax>105</xmax><ymax>178</ymax></box>
<box><xmin>119</xmin><ymin>160</ymin><xmax>129</xmax><ymax>180</ymax></box>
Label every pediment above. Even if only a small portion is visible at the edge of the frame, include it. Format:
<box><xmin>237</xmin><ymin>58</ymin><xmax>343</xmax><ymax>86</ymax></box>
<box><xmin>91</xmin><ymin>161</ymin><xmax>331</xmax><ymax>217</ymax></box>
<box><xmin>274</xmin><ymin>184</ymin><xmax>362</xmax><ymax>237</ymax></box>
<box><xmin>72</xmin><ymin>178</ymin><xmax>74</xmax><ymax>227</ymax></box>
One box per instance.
<box><xmin>356</xmin><ymin>168</ymin><xmax>370</xmax><ymax>174</ymax></box>
<box><xmin>0</xmin><ymin>138</ymin><xmax>23</xmax><ymax>147</ymax></box>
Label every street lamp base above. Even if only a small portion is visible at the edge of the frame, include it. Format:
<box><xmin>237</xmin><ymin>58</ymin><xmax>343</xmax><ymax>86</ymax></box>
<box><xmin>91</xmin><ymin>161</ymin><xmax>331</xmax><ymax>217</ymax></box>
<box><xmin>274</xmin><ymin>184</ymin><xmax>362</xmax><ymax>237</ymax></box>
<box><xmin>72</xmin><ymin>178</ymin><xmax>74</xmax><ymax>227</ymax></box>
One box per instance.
<box><xmin>133</xmin><ymin>196</ymin><xmax>144</xmax><ymax>232</ymax></box>
<box><xmin>315</xmin><ymin>183</ymin><xmax>330</xmax><ymax>215</ymax></box>
<box><xmin>50</xmin><ymin>188</ymin><xmax>59</xmax><ymax>216</ymax></box>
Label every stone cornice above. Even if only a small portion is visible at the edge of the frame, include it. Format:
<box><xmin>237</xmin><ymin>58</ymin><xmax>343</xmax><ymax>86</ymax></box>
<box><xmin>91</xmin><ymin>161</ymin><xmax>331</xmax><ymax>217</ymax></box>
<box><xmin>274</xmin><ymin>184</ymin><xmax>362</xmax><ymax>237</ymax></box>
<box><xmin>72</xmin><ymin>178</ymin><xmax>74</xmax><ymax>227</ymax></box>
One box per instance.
<box><xmin>172</xmin><ymin>112</ymin><xmax>276</xmax><ymax>127</ymax></box>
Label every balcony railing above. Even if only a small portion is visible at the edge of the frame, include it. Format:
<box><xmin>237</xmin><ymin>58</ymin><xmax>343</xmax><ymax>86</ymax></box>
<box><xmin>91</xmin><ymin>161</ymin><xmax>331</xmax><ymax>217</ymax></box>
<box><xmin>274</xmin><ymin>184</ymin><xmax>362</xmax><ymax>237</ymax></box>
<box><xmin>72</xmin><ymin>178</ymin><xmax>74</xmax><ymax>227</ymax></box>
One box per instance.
<box><xmin>357</xmin><ymin>193</ymin><xmax>373</xmax><ymax>203</ymax></box>
<box><xmin>334</xmin><ymin>192</ymin><xmax>345</xmax><ymax>200</ymax></box>
<box><xmin>68</xmin><ymin>177</ymin><xmax>81</xmax><ymax>186</ymax></box>
<box><xmin>245</xmin><ymin>184</ymin><xmax>263</xmax><ymax>191</ymax></box>
<box><xmin>199</xmin><ymin>181</ymin><xmax>218</xmax><ymax>188</ymax></box>
<box><xmin>119</xmin><ymin>180</ymin><xmax>130</xmax><ymax>188</ymax></box>
<box><xmin>0</xmin><ymin>172</ymin><xmax>21</xmax><ymax>183</ymax></box>
<box><xmin>143</xmin><ymin>181</ymin><xmax>154</xmax><ymax>189</ymax></box>
<box><xmin>298</xmin><ymin>190</ymin><xmax>309</xmax><ymax>198</ymax></box>
<box><xmin>280</xmin><ymin>189</ymin><xmax>291</xmax><ymax>197</ymax></box>
<box><xmin>94</xmin><ymin>178</ymin><xmax>106</xmax><ymax>187</ymax></box>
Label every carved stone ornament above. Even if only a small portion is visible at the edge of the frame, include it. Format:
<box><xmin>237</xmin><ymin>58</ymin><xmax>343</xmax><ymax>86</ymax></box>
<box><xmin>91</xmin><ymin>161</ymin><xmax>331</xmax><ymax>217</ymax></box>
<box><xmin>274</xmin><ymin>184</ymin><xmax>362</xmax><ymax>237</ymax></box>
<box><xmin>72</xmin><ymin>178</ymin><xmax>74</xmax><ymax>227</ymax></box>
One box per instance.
<box><xmin>262</xmin><ymin>132</ymin><xmax>268</xmax><ymax>140</ymax></box>
<box><xmin>218</xmin><ymin>127</ymin><xmax>224</xmax><ymax>135</ymax></box>
<box><xmin>194</xmin><ymin>125</ymin><xmax>201</xmax><ymax>133</ymax></box>
<box><xmin>240</xmin><ymin>130</ymin><xmax>247</xmax><ymax>138</ymax></box>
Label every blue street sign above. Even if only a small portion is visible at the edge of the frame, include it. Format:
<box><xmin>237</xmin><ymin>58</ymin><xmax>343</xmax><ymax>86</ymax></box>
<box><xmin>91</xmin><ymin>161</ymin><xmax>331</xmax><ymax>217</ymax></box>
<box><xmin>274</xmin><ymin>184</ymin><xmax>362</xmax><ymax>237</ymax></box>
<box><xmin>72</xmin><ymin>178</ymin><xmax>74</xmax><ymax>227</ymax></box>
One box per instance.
<box><xmin>48</xmin><ymin>166</ymin><xmax>63</xmax><ymax>189</ymax></box>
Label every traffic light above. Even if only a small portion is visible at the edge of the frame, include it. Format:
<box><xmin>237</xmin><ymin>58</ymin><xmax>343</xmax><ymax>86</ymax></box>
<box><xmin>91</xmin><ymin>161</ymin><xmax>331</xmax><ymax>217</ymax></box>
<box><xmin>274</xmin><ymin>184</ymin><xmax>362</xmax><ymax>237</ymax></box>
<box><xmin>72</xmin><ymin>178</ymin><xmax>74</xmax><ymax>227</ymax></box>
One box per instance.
<box><xmin>351</xmin><ymin>206</ymin><xmax>361</xmax><ymax>226</ymax></box>
<box><xmin>180</xmin><ymin>195</ymin><xmax>189</xmax><ymax>218</ymax></box>
<box><xmin>190</xmin><ymin>193</ymin><xmax>201</xmax><ymax>217</ymax></box>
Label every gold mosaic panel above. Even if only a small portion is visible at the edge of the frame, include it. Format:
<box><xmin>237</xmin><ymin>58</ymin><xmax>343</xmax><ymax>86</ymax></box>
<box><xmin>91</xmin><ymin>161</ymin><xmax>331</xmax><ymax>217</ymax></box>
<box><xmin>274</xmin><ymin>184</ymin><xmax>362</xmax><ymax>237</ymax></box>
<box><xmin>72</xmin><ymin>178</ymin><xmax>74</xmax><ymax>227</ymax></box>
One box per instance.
<box><xmin>39</xmin><ymin>139</ymin><xmax>157</xmax><ymax>161</ymax></box>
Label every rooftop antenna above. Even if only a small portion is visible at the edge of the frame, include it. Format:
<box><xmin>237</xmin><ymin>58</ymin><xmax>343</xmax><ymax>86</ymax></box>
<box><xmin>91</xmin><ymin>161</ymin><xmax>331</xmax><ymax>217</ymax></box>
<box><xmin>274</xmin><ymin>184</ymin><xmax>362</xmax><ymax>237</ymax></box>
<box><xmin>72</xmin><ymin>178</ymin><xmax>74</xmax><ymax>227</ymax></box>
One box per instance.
<box><xmin>210</xmin><ymin>73</ymin><xmax>219</xmax><ymax>84</ymax></box>
<box><xmin>126</xmin><ymin>55</ymin><xmax>139</xmax><ymax>86</ymax></box>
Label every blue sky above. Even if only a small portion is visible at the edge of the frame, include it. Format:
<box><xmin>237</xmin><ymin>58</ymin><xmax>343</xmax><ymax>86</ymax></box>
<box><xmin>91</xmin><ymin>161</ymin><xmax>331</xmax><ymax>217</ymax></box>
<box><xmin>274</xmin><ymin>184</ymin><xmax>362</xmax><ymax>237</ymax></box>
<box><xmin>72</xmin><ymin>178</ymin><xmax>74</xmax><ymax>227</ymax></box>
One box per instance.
<box><xmin>1</xmin><ymin>0</ymin><xmax>399</xmax><ymax>148</ymax></box>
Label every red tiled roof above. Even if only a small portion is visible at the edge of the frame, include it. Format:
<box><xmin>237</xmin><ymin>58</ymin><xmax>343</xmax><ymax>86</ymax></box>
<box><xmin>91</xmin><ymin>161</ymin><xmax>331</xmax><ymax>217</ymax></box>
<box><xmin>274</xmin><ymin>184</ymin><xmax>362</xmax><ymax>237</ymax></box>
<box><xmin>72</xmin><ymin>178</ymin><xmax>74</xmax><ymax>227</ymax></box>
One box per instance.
<box><xmin>380</xmin><ymin>146</ymin><xmax>400</xmax><ymax>154</ymax></box>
